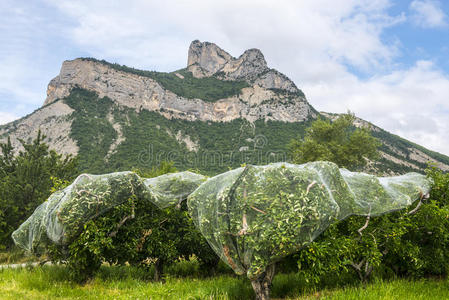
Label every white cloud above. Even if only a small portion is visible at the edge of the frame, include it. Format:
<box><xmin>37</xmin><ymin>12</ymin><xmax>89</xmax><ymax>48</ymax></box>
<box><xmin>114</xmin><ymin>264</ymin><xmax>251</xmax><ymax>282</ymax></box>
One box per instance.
<box><xmin>305</xmin><ymin>60</ymin><xmax>449</xmax><ymax>155</ymax></box>
<box><xmin>46</xmin><ymin>0</ymin><xmax>402</xmax><ymax>73</ymax></box>
<box><xmin>0</xmin><ymin>55</ymin><xmax>47</xmax><ymax>105</ymax></box>
<box><xmin>0</xmin><ymin>112</ymin><xmax>18</xmax><ymax>125</ymax></box>
<box><xmin>410</xmin><ymin>0</ymin><xmax>448</xmax><ymax>28</ymax></box>
<box><xmin>0</xmin><ymin>0</ymin><xmax>74</xmax><ymax>117</ymax></box>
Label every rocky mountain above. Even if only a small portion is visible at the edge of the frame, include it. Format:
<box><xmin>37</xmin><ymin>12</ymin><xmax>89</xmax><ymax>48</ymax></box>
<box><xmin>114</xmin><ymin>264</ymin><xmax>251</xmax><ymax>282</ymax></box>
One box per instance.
<box><xmin>44</xmin><ymin>40</ymin><xmax>312</xmax><ymax>123</ymax></box>
<box><xmin>1</xmin><ymin>40</ymin><xmax>448</xmax><ymax>174</ymax></box>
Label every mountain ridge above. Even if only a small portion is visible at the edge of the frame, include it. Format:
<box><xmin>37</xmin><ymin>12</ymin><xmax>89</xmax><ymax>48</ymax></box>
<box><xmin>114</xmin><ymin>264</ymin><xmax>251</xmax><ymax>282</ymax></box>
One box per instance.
<box><xmin>1</xmin><ymin>40</ymin><xmax>448</xmax><ymax>174</ymax></box>
<box><xmin>43</xmin><ymin>40</ymin><xmax>313</xmax><ymax>124</ymax></box>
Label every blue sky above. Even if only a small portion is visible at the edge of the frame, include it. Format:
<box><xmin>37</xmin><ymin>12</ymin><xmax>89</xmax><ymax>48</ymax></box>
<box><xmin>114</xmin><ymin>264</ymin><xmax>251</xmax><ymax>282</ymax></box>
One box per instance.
<box><xmin>384</xmin><ymin>1</ymin><xmax>449</xmax><ymax>69</ymax></box>
<box><xmin>1</xmin><ymin>0</ymin><xmax>449</xmax><ymax>155</ymax></box>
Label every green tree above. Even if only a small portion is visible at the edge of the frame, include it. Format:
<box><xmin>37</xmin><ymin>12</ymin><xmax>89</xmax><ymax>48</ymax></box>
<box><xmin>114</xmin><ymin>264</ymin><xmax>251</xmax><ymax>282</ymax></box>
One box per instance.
<box><xmin>49</xmin><ymin>162</ymin><xmax>218</xmax><ymax>282</ymax></box>
<box><xmin>288</xmin><ymin>113</ymin><xmax>380</xmax><ymax>170</ymax></box>
<box><xmin>285</xmin><ymin>114</ymin><xmax>449</xmax><ymax>289</ymax></box>
<box><xmin>295</xmin><ymin>166</ymin><xmax>449</xmax><ymax>285</ymax></box>
<box><xmin>0</xmin><ymin>131</ymin><xmax>78</xmax><ymax>249</ymax></box>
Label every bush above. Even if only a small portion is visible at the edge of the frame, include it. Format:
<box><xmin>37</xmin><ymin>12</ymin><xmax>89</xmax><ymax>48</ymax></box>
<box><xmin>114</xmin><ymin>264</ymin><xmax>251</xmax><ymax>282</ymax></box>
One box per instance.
<box><xmin>293</xmin><ymin>165</ymin><xmax>449</xmax><ymax>283</ymax></box>
<box><xmin>48</xmin><ymin>163</ymin><xmax>218</xmax><ymax>283</ymax></box>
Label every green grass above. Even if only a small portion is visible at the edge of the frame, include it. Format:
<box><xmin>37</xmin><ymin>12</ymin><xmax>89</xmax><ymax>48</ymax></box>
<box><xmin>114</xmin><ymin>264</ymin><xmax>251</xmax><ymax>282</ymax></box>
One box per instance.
<box><xmin>0</xmin><ymin>265</ymin><xmax>253</xmax><ymax>300</ymax></box>
<box><xmin>0</xmin><ymin>264</ymin><xmax>448</xmax><ymax>299</ymax></box>
<box><xmin>315</xmin><ymin>277</ymin><xmax>449</xmax><ymax>300</ymax></box>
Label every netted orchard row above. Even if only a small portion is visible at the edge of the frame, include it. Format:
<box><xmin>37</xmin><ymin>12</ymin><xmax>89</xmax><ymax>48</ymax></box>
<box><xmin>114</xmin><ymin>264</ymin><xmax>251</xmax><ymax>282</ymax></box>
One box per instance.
<box><xmin>13</xmin><ymin>161</ymin><xmax>431</xmax><ymax>300</ymax></box>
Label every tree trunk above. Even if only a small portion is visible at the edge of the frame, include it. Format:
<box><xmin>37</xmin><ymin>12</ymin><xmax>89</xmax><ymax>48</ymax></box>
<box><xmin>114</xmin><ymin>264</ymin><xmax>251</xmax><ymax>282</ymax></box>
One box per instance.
<box><xmin>251</xmin><ymin>264</ymin><xmax>276</xmax><ymax>300</ymax></box>
<box><xmin>154</xmin><ymin>259</ymin><xmax>163</xmax><ymax>281</ymax></box>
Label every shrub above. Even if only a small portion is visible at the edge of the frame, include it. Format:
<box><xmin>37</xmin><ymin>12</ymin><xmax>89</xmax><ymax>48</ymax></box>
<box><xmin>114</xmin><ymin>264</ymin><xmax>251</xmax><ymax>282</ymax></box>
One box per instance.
<box><xmin>48</xmin><ymin>163</ymin><xmax>218</xmax><ymax>283</ymax></box>
<box><xmin>294</xmin><ymin>166</ymin><xmax>449</xmax><ymax>284</ymax></box>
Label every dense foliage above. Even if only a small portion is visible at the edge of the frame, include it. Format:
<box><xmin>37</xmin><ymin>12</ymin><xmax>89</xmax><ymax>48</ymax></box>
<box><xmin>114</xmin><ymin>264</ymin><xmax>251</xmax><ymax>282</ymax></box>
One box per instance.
<box><xmin>48</xmin><ymin>163</ymin><xmax>218</xmax><ymax>283</ymax></box>
<box><xmin>288</xmin><ymin>113</ymin><xmax>381</xmax><ymax>170</ymax></box>
<box><xmin>188</xmin><ymin>161</ymin><xmax>430</xmax><ymax>299</ymax></box>
<box><xmin>0</xmin><ymin>132</ymin><xmax>78</xmax><ymax>250</ymax></box>
<box><xmin>64</xmin><ymin>88</ymin><xmax>310</xmax><ymax>174</ymax></box>
<box><xmin>81</xmin><ymin>58</ymin><xmax>250</xmax><ymax>102</ymax></box>
<box><xmin>5</xmin><ymin>85</ymin><xmax>449</xmax><ymax>300</ymax></box>
<box><xmin>294</xmin><ymin>166</ymin><xmax>449</xmax><ymax>284</ymax></box>
<box><xmin>6</xmin><ymin>121</ymin><xmax>449</xmax><ymax>300</ymax></box>
<box><xmin>285</xmin><ymin>115</ymin><xmax>449</xmax><ymax>286</ymax></box>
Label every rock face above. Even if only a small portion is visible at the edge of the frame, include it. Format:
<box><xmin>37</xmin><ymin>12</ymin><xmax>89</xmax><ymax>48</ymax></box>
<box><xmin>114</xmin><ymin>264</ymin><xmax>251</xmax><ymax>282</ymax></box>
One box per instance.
<box><xmin>0</xmin><ymin>101</ymin><xmax>78</xmax><ymax>156</ymax></box>
<box><xmin>187</xmin><ymin>40</ymin><xmax>268</xmax><ymax>80</ymax></box>
<box><xmin>44</xmin><ymin>40</ymin><xmax>314</xmax><ymax>123</ymax></box>
<box><xmin>187</xmin><ymin>40</ymin><xmax>298</xmax><ymax>92</ymax></box>
<box><xmin>3</xmin><ymin>40</ymin><xmax>315</xmax><ymax>156</ymax></box>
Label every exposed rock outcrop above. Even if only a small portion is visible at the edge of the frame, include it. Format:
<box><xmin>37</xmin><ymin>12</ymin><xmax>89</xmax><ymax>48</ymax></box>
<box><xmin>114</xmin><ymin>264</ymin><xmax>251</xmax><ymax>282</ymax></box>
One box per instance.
<box><xmin>187</xmin><ymin>40</ymin><xmax>268</xmax><ymax>80</ymax></box>
<box><xmin>44</xmin><ymin>48</ymin><xmax>313</xmax><ymax>123</ymax></box>
<box><xmin>0</xmin><ymin>101</ymin><xmax>78</xmax><ymax>155</ymax></box>
<box><xmin>187</xmin><ymin>40</ymin><xmax>298</xmax><ymax>92</ymax></box>
<box><xmin>408</xmin><ymin>148</ymin><xmax>449</xmax><ymax>171</ymax></box>
<box><xmin>5</xmin><ymin>40</ymin><xmax>315</xmax><ymax>158</ymax></box>
<box><xmin>320</xmin><ymin>111</ymin><xmax>449</xmax><ymax>172</ymax></box>
<box><xmin>6</xmin><ymin>40</ymin><xmax>315</xmax><ymax>158</ymax></box>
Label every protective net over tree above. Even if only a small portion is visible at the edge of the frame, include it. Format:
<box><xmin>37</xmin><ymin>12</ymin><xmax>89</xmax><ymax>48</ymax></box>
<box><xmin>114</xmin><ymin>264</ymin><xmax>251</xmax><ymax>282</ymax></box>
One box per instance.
<box><xmin>13</xmin><ymin>161</ymin><xmax>431</xmax><ymax>281</ymax></box>
<box><xmin>187</xmin><ymin>161</ymin><xmax>432</xmax><ymax>280</ymax></box>
<box><xmin>12</xmin><ymin>171</ymin><xmax>206</xmax><ymax>252</ymax></box>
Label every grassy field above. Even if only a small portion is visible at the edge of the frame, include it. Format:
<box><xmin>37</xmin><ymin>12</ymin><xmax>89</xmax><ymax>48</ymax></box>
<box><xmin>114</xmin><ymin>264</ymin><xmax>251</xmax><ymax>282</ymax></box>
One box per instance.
<box><xmin>0</xmin><ymin>263</ymin><xmax>448</xmax><ymax>299</ymax></box>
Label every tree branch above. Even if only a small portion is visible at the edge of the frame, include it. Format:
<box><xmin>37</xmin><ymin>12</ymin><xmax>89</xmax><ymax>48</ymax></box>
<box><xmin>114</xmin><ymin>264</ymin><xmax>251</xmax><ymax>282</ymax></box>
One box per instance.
<box><xmin>358</xmin><ymin>206</ymin><xmax>371</xmax><ymax>237</ymax></box>
<box><xmin>109</xmin><ymin>201</ymin><xmax>135</xmax><ymax>238</ymax></box>
<box><xmin>407</xmin><ymin>192</ymin><xmax>429</xmax><ymax>216</ymax></box>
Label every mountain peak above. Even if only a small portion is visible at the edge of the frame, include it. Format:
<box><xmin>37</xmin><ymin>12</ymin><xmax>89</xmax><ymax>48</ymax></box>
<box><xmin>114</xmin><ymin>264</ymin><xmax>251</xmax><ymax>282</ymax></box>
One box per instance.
<box><xmin>187</xmin><ymin>40</ymin><xmax>268</xmax><ymax>80</ymax></box>
<box><xmin>186</xmin><ymin>40</ymin><xmax>298</xmax><ymax>93</ymax></box>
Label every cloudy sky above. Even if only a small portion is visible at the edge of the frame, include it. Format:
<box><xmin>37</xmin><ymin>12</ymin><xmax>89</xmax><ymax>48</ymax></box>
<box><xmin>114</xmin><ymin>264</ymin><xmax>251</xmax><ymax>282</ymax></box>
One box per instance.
<box><xmin>1</xmin><ymin>0</ymin><xmax>449</xmax><ymax>155</ymax></box>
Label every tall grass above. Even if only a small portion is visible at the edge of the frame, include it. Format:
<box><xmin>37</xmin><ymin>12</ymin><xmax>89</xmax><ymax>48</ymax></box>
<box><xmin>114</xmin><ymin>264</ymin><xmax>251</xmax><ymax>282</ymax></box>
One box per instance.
<box><xmin>0</xmin><ymin>265</ymin><xmax>252</xmax><ymax>299</ymax></box>
<box><xmin>0</xmin><ymin>248</ymin><xmax>39</xmax><ymax>265</ymax></box>
<box><xmin>0</xmin><ymin>262</ymin><xmax>448</xmax><ymax>299</ymax></box>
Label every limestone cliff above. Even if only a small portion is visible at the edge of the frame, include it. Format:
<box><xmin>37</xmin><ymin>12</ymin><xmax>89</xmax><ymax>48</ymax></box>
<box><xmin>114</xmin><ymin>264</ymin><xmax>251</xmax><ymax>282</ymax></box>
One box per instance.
<box><xmin>44</xmin><ymin>40</ymin><xmax>314</xmax><ymax>123</ymax></box>
<box><xmin>187</xmin><ymin>40</ymin><xmax>298</xmax><ymax>92</ymax></box>
<box><xmin>0</xmin><ymin>101</ymin><xmax>78</xmax><ymax>156</ymax></box>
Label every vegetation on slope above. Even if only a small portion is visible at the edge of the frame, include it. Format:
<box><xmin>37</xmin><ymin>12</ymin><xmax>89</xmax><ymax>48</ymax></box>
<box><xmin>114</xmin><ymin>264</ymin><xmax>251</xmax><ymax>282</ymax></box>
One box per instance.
<box><xmin>81</xmin><ymin>58</ymin><xmax>250</xmax><ymax>102</ymax></box>
<box><xmin>64</xmin><ymin>88</ymin><xmax>310</xmax><ymax>174</ymax></box>
<box><xmin>372</xmin><ymin>128</ymin><xmax>449</xmax><ymax>169</ymax></box>
<box><xmin>64</xmin><ymin>88</ymin><xmax>117</xmax><ymax>172</ymax></box>
<box><xmin>62</xmin><ymin>87</ymin><xmax>449</xmax><ymax>175</ymax></box>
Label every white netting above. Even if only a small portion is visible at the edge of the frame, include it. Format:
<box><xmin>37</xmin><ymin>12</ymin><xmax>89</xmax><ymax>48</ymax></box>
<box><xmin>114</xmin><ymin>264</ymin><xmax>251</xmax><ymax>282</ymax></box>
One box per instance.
<box><xmin>144</xmin><ymin>171</ymin><xmax>206</xmax><ymax>208</ymax></box>
<box><xmin>187</xmin><ymin>161</ymin><xmax>432</xmax><ymax>279</ymax></box>
<box><xmin>12</xmin><ymin>171</ymin><xmax>206</xmax><ymax>252</ymax></box>
<box><xmin>12</xmin><ymin>161</ymin><xmax>431</xmax><ymax>280</ymax></box>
